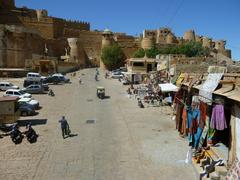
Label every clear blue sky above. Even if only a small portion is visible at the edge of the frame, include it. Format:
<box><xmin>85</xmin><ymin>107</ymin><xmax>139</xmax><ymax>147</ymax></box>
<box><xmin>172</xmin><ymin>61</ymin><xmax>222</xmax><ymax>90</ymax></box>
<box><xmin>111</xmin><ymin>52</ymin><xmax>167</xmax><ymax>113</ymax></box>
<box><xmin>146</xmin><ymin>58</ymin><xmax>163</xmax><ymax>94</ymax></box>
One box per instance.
<box><xmin>16</xmin><ymin>0</ymin><xmax>240</xmax><ymax>60</ymax></box>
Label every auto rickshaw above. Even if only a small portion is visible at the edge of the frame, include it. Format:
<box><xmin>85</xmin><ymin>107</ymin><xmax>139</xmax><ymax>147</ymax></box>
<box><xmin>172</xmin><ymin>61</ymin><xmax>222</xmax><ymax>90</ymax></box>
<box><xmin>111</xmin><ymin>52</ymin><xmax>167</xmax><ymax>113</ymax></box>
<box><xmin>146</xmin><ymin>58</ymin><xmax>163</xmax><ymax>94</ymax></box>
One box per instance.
<box><xmin>97</xmin><ymin>86</ymin><xmax>105</xmax><ymax>99</ymax></box>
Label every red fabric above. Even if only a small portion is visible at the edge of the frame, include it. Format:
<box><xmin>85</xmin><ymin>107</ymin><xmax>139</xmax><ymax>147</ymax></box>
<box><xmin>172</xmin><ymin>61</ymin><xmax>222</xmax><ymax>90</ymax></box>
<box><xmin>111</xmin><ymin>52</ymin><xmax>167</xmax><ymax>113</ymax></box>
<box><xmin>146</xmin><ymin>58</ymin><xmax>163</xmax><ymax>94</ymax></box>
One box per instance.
<box><xmin>174</xmin><ymin>91</ymin><xmax>183</xmax><ymax>104</ymax></box>
<box><xmin>181</xmin><ymin>108</ymin><xmax>187</xmax><ymax>135</ymax></box>
<box><xmin>199</xmin><ymin>102</ymin><xmax>207</xmax><ymax>129</ymax></box>
<box><xmin>190</xmin><ymin>118</ymin><xmax>198</xmax><ymax>134</ymax></box>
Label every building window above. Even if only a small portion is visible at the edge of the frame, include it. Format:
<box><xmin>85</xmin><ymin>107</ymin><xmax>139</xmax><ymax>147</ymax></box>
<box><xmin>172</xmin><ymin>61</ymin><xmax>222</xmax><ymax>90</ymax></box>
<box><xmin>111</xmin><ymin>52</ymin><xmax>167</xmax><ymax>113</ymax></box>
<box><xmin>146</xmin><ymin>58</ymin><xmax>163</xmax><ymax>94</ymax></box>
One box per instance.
<box><xmin>133</xmin><ymin>62</ymin><xmax>144</xmax><ymax>66</ymax></box>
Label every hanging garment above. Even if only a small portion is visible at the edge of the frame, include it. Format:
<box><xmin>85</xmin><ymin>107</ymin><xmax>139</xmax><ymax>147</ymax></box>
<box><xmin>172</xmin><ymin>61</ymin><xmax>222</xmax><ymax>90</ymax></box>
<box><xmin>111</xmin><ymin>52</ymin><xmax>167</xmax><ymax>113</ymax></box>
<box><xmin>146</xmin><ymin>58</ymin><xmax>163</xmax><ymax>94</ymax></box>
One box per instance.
<box><xmin>189</xmin><ymin>108</ymin><xmax>200</xmax><ymax>134</ymax></box>
<box><xmin>187</xmin><ymin>107</ymin><xmax>192</xmax><ymax>129</ymax></box>
<box><xmin>192</xmin><ymin>96</ymin><xmax>200</xmax><ymax>104</ymax></box>
<box><xmin>210</xmin><ymin>105</ymin><xmax>227</xmax><ymax>130</ymax></box>
<box><xmin>174</xmin><ymin>90</ymin><xmax>183</xmax><ymax>104</ymax></box>
<box><xmin>176</xmin><ymin>103</ymin><xmax>184</xmax><ymax>131</ymax></box>
<box><xmin>199</xmin><ymin>102</ymin><xmax>207</xmax><ymax>129</ymax></box>
<box><xmin>194</xmin><ymin>127</ymin><xmax>203</xmax><ymax>149</ymax></box>
<box><xmin>181</xmin><ymin>107</ymin><xmax>187</xmax><ymax>136</ymax></box>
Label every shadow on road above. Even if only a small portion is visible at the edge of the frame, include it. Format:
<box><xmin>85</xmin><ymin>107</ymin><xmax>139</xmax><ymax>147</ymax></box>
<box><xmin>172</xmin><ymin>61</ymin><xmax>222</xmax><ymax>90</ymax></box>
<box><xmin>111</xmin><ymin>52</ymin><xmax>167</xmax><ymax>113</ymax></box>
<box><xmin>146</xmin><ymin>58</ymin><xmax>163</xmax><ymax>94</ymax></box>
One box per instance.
<box><xmin>68</xmin><ymin>133</ymin><xmax>78</xmax><ymax>138</ymax></box>
<box><xmin>103</xmin><ymin>96</ymin><xmax>111</xmax><ymax>99</ymax></box>
<box><xmin>17</xmin><ymin>119</ymin><xmax>48</xmax><ymax>126</ymax></box>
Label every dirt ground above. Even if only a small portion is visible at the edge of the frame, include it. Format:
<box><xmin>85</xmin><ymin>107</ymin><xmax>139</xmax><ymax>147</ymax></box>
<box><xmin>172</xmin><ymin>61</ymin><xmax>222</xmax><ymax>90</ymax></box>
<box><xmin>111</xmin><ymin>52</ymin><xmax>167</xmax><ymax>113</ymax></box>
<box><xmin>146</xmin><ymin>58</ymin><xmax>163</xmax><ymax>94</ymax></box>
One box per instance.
<box><xmin>0</xmin><ymin>69</ymin><xmax>197</xmax><ymax>180</ymax></box>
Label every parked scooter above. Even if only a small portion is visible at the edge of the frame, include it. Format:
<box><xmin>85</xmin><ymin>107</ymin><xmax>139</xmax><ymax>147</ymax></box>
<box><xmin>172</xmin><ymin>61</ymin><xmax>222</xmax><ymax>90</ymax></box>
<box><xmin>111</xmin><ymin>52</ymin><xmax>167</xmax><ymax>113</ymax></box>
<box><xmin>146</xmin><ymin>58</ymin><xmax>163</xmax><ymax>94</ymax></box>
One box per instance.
<box><xmin>138</xmin><ymin>99</ymin><xmax>144</xmax><ymax>108</ymax></box>
<box><xmin>95</xmin><ymin>74</ymin><xmax>98</xmax><ymax>81</ymax></box>
<box><xmin>24</xmin><ymin>123</ymin><xmax>38</xmax><ymax>143</ymax></box>
<box><xmin>10</xmin><ymin>124</ymin><xmax>23</xmax><ymax>144</ymax></box>
<box><xmin>48</xmin><ymin>89</ymin><xmax>55</xmax><ymax>96</ymax></box>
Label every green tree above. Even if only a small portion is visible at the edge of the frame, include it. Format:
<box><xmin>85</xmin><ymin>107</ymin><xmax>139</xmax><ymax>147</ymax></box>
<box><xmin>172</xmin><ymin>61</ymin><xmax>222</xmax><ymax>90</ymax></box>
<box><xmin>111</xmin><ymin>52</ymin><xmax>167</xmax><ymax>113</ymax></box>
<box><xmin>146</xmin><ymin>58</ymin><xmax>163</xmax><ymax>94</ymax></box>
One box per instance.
<box><xmin>132</xmin><ymin>48</ymin><xmax>145</xmax><ymax>58</ymax></box>
<box><xmin>145</xmin><ymin>46</ymin><xmax>160</xmax><ymax>58</ymax></box>
<box><xmin>178</xmin><ymin>41</ymin><xmax>209</xmax><ymax>57</ymax></box>
<box><xmin>101</xmin><ymin>45</ymin><xmax>125</xmax><ymax>70</ymax></box>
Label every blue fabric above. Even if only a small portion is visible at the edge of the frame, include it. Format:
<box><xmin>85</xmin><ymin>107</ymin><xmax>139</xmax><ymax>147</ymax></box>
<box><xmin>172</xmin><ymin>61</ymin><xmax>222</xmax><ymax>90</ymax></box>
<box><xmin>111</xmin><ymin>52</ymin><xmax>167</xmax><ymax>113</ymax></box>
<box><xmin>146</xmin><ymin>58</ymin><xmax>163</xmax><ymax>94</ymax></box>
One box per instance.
<box><xmin>194</xmin><ymin>127</ymin><xmax>203</xmax><ymax>148</ymax></box>
<box><xmin>187</xmin><ymin>107</ymin><xmax>192</xmax><ymax>129</ymax></box>
<box><xmin>192</xmin><ymin>109</ymin><xmax>201</xmax><ymax>123</ymax></box>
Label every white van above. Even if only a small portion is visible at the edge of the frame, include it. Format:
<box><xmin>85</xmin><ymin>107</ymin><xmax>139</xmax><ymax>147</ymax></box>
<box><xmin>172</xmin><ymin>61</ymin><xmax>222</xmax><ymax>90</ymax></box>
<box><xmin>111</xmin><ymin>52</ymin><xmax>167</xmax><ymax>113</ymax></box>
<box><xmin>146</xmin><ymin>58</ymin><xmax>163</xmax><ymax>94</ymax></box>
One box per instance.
<box><xmin>26</xmin><ymin>72</ymin><xmax>41</xmax><ymax>81</ymax></box>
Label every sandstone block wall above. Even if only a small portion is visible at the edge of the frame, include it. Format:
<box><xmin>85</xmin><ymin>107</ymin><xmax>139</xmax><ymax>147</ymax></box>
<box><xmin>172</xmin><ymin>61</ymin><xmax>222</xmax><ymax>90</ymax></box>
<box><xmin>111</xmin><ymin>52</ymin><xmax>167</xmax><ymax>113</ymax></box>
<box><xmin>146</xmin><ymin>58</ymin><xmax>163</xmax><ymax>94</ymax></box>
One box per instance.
<box><xmin>0</xmin><ymin>25</ymin><xmax>44</xmax><ymax>68</ymax></box>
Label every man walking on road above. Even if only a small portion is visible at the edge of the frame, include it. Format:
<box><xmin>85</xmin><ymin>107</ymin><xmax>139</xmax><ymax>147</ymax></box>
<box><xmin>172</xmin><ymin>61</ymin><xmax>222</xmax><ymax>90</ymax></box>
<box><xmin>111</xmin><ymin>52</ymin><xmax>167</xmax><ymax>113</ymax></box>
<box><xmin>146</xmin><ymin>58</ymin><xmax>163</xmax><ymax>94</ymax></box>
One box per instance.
<box><xmin>58</xmin><ymin>116</ymin><xmax>70</xmax><ymax>139</ymax></box>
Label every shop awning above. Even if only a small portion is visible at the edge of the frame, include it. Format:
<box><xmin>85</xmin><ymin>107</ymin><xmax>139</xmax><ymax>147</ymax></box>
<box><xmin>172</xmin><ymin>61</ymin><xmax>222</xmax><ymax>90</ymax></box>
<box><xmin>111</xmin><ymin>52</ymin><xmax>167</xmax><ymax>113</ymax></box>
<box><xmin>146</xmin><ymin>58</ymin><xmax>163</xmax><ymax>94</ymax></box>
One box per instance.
<box><xmin>213</xmin><ymin>85</ymin><xmax>234</xmax><ymax>95</ymax></box>
<box><xmin>222</xmin><ymin>90</ymin><xmax>240</xmax><ymax>102</ymax></box>
<box><xmin>199</xmin><ymin>73</ymin><xmax>223</xmax><ymax>104</ymax></box>
<box><xmin>193</xmin><ymin>84</ymin><xmax>202</xmax><ymax>90</ymax></box>
<box><xmin>159</xmin><ymin>83</ymin><xmax>179</xmax><ymax>92</ymax></box>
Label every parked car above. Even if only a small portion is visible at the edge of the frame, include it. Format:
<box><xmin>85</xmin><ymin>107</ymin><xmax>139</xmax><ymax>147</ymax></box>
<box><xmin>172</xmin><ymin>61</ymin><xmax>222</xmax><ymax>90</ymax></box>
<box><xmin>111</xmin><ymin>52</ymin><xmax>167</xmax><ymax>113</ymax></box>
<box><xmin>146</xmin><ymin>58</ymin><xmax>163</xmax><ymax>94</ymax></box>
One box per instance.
<box><xmin>42</xmin><ymin>76</ymin><xmax>62</xmax><ymax>84</ymax></box>
<box><xmin>18</xmin><ymin>103</ymin><xmax>35</xmax><ymax>116</ymax></box>
<box><xmin>111</xmin><ymin>71</ymin><xmax>123</xmax><ymax>79</ymax></box>
<box><xmin>23</xmin><ymin>80</ymin><xmax>49</xmax><ymax>91</ymax></box>
<box><xmin>52</xmin><ymin>73</ymin><xmax>70</xmax><ymax>83</ymax></box>
<box><xmin>0</xmin><ymin>82</ymin><xmax>19</xmax><ymax>91</ymax></box>
<box><xmin>26</xmin><ymin>72</ymin><xmax>41</xmax><ymax>81</ymax></box>
<box><xmin>18</xmin><ymin>97</ymin><xmax>39</xmax><ymax>109</ymax></box>
<box><xmin>119</xmin><ymin>67</ymin><xmax>127</xmax><ymax>72</ymax></box>
<box><xmin>22</xmin><ymin>84</ymin><xmax>44</xmax><ymax>94</ymax></box>
<box><xmin>3</xmin><ymin>89</ymin><xmax>32</xmax><ymax>98</ymax></box>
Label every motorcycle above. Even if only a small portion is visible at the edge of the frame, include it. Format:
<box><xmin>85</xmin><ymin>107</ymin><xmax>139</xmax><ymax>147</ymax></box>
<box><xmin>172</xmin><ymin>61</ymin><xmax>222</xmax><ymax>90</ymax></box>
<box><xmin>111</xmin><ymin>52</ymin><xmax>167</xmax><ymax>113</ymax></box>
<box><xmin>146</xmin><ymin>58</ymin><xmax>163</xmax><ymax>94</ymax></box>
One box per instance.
<box><xmin>138</xmin><ymin>99</ymin><xmax>144</xmax><ymax>108</ymax></box>
<box><xmin>24</xmin><ymin>127</ymin><xmax>38</xmax><ymax>143</ymax></box>
<box><xmin>48</xmin><ymin>89</ymin><xmax>55</xmax><ymax>96</ymax></box>
<box><xmin>10</xmin><ymin>129</ymin><xmax>24</xmax><ymax>144</ymax></box>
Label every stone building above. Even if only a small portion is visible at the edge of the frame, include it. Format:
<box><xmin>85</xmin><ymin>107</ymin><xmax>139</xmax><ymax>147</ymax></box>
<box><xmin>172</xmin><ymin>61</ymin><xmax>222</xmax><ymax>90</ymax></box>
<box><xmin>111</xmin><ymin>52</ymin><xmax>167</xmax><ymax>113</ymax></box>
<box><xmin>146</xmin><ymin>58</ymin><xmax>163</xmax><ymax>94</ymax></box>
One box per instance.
<box><xmin>0</xmin><ymin>0</ymin><xmax>234</xmax><ymax>72</ymax></box>
<box><xmin>0</xmin><ymin>0</ymin><xmax>142</xmax><ymax>71</ymax></box>
<box><xmin>142</xmin><ymin>28</ymin><xmax>232</xmax><ymax>60</ymax></box>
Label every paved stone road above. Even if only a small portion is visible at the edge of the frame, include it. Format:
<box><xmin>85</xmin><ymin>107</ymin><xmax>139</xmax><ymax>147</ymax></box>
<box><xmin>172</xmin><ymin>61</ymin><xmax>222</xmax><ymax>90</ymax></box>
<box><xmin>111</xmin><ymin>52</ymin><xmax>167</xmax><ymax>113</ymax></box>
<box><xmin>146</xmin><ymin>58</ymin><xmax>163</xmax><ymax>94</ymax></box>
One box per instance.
<box><xmin>0</xmin><ymin>69</ymin><xmax>197</xmax><ymax>180</ymax></box>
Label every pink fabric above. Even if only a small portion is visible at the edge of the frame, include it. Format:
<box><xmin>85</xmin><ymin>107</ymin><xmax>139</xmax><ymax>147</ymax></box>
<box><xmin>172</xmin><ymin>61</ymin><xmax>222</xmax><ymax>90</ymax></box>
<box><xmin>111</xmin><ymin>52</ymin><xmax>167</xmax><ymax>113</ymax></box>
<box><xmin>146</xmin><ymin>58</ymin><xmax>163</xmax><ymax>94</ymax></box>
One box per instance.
<box><xmin>210</xmin><ymin>105</ymin><xmax>227</xmax><ymax>130</ymax></box>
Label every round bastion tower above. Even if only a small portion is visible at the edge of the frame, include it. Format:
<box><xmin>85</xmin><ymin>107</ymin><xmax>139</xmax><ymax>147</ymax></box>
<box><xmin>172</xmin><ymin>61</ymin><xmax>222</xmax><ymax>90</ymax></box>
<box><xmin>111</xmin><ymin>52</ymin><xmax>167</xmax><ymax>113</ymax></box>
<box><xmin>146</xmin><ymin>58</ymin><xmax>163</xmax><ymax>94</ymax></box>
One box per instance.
<box><xmin>102</xmin><ymin>29</ymin><xmax>114</xmax><ymax>48</ymax></box>
<box><xmin>202</xmin><ymin>37</ymin><xmax>212</xmax><ymax>48</ymax></box>
<box><xmin>214</xmin><ymin>40</ymin><xmax>226</xmax><ymax>51</ymax></box>
<box><xmin>141</xmin><ymin>37</ymin><xmax>153</xmax><ymax>50</ymax></box>
<box><xmin>166</xmin><ymin>33</ymin><xmax>175</xmax><ymax>44</ymax></box>
<box><xmin>36</xmin><ymin>9</ymin><xmax>48</xmax><ymax>21</ymax></box>
<box><xmin>183</xmin><ymin>30</ymin><xmax>196</xmax><ymax>41</ymax></box>
<box><xmin>67</xmin><ymin>38</ymin><xmax>86</xmax><ymax>67</ymax></box>
<box><xmin>101</xmin><ymin>29</ymin><xmax>114</xmax><ymax>69</ymax></box>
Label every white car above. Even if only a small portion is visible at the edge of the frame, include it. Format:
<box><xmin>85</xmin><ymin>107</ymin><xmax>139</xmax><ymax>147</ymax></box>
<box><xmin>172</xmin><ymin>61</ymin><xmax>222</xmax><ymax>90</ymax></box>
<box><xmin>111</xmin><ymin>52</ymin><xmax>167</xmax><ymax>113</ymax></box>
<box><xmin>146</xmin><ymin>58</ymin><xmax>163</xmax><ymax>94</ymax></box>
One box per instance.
<box><xmin>3</xmin><ymin>89</ymin><xmax>32</xmax><ymax>98</ymax></box>
<box><xmin>18</xmin><ymin>97</ymin><xmax>39</xmax><ymax>109</ymax></box>
<box><xmin>111</xmin><ymin>72</ymin><xmax>123</xmax><ymax>79</ymax></box>
<box><xmin>0</xmin><ymin>82</ymin><xmax>19</xmax><ymax>91</ymax></box>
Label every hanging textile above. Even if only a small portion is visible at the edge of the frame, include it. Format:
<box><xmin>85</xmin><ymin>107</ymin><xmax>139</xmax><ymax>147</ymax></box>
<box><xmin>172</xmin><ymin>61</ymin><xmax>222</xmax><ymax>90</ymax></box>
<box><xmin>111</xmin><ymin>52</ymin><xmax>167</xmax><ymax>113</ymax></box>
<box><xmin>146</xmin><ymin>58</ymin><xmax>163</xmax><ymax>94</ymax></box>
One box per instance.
<box><xmin>176</xmin><ymin>103</ymin><xmax>184</xmax><ymax>131</ymax></box>
<box><xmin>234</xmin><ymin>105</ymin><xmax>240</xmax><ymax>159</ymax></box>
<box><xmin>192</xmin><ymin>95</ymin><xmax>200</xmax><ymax>103</ymax></box>
<box><xmin>194</xmin><ymin>127</ymin><xmax>203</xmax><ymax>149</ymax></box>
<box><xmin>199</xmin><ymin>102</ymin><xmax>207</xmax><ymax>129</ymax></box>
<box><xmin>210</xmin><ymin>104</ymin><xmax>227</xmax><ymax>130</ymax></box>
<box><xmin>181</xmin><ymin>107</ymin><xmax>187</xmax><ymax>136</ymax></box>
<box><xmin>199</xmin><ymin>73</ymin><xmax>223</xmax><ymax>104</ymax></box>
<box><xmin>189</xmin><ymin>108</ymin><xmax>200</xmax><ymax>134</ymax></box>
